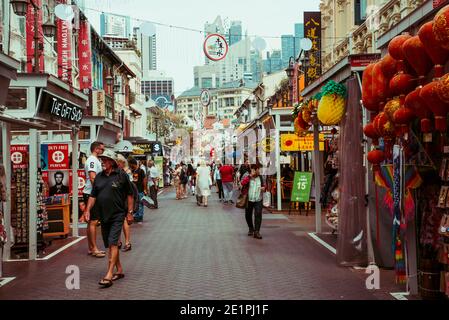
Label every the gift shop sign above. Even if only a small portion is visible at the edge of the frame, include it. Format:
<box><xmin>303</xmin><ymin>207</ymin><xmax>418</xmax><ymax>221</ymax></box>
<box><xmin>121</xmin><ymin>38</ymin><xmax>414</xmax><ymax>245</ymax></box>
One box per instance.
<box><xmin>37</xmin><ymin>90</ymin><xmax>83</xmax><ymax>125</ymax></box>
<box><xmin>10</xmin><ymin>145</ymin><xmax>29</xmax><ymax>169</ymax></box>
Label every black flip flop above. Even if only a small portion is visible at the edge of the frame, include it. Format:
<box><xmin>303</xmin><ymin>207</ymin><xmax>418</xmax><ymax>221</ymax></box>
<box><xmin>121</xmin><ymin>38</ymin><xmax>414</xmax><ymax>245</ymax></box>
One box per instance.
<box><xmin>111</xmin><ymin>273</ymin><xmax>125</xmax><ymax>281</ymax></box>
<box><xmin>99</xmin><ymin>278</ymin><xmax>113</xmax><ymax>288</ymax></box>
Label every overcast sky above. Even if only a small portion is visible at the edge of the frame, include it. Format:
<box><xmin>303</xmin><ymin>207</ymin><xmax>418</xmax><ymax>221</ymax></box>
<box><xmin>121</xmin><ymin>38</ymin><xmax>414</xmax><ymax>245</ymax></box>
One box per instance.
<box><xmin>82</xmin><ymin>0</ymin><xmax>321</xmax><ymax>95</ymax></box>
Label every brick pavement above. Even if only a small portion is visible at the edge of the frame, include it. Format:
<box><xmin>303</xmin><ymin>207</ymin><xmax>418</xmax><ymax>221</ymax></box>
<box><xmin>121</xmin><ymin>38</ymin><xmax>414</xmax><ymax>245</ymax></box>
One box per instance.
<box><xmin>0</xmin><ymin>188</ymin><xmax>393</xmax><ymax>300</ymax></box>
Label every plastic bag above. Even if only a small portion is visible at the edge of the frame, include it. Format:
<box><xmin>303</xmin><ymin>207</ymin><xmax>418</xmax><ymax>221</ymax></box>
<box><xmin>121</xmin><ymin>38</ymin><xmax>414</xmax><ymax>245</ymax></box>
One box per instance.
<box><xmin>141</xmin><ymin>195</ymin><xmax>154</xmax><ymax>208</ymax></box>
<box><xmin>263</xmin><ymin>191</ymin><xmax>271</xmax><ymax>208</ymax></box>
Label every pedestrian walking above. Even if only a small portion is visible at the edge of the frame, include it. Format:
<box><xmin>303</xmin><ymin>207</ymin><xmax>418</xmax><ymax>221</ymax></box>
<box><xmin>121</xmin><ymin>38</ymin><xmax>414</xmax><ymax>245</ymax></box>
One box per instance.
<box><xmin>187</xmin><ymin>160</ymin><xmax>196</xmax><ymax>195</ymax></box>
<box><xmin>147</xmin><ymin>160</ymin><xmax>160</xmax><ymax>209</ymax></box>
<box><xmin>196</xmin><ymin>160</ymin><xmax>212</xmax><ymax>207</ymax></box>
<box><xmin>83</xmin><ymin>141</ymin><xmax>106</xmax><ymax>258</ymax></box>
<box><xmin>220</xmin><ymin>162</ymin><xmax>235</xmax><ymax>204</ymax></box>
<box><xmin>241</xmin><ymin>164</ymin><xmax>266</xmax><ymax>240</ymax></box>
<box><xmin>84</xmin><ymin>149</ymin><xmax>134</xmax><ymax>288</ymax></box>
<box><xmin>180</xmin><ymin>162</ymin><xmax>188</xmax><ymax>199</ymax></box>
<box><xmin>174</xmin><ymin>164</ymin><xmax>183</xmax><ymax>199</ymax></box>
<box><xmin>129</xmin><ymin>157</ymin><xmax>147</xmax><ymax>223</ymax></box>
<box><xmin>214</xmin><ymin>161</ymin><xmax>224</xmax><ymax>201</ymax></box>
<box><xmin>116</xmin><ymin>154</ymin><xmax>135</xmax><ymax>252</ymax></box>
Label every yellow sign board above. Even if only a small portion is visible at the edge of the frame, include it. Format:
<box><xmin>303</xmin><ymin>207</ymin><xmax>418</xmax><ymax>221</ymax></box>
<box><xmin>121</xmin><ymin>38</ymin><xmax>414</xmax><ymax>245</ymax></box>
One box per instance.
<box><xmin>281</xmin><ymin>133</ymin><xmax>324</xmax><ymax>151</ymax></box>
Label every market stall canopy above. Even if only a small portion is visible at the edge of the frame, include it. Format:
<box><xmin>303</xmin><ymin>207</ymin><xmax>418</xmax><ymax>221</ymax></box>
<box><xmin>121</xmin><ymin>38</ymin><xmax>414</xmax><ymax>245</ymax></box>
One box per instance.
<box><xmin>114</xmin><ymin>139</ymin><xmax>134</xmax><ymax>153</ymax></box>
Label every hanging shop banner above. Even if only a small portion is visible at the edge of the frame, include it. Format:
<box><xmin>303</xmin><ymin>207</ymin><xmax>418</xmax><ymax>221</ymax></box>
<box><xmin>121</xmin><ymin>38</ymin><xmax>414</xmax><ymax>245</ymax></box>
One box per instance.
<box><xmin>10</xmin><ymin>145</ymin><xmax>29</xmax><ymax>169</ymax></box>
<box><xmin>78</xmin><ymin>19</ymin><xmax>93</xmax><ymax>91</ymax></box>
<box><xmin>26</xmin><ymin>0</ymin><xmax>45</xmax><ymax>73</ymax></box>
<box><xmin>57</xmin><ymin>0</ymin><xmax>73</xmax><ymax>84</ymax></box>
<box><xmin>36</xmin><ymin>90</ymin><xmax>84</xmax><ymax>125</ymax></box>
<box><xmin>203</xmin><ymin>33</ymin><xmax>229</xmax><ymax>61</ymax></box>
<box><xmin>304</xmin><ymin>11</ymin><xmax>321</xmax><ymax>87</ymax></box>
<box><xmin>291</xmin><ymin>172</ymin><xmax>313</xmax><ymax>203</ymax></box>
<box><xmin>154</xmin><ymin>156</ymin><xmax>164</xmax><ymax>188</ymax></box>
<box><xmin>298</xmin><ymin>133</ymin><xmax>325</xmax><ymax>151</ymax></box>
<box><xmin>293</xmin><ymin>62</ymin><xmax>299</xmax><ymax>104</ymax></box>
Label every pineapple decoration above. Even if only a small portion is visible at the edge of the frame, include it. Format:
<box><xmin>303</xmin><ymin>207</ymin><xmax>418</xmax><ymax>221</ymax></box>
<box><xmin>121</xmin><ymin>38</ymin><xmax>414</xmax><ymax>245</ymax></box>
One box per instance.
<box><xmin>317</xmin><ymin>80</ymin><xmax>347</xmax><ymax>125</ymax></box>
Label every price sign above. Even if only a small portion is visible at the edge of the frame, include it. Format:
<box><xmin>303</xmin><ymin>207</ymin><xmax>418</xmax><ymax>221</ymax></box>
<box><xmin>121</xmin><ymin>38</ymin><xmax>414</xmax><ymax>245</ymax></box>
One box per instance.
<box><xmin>291</xmin><ymin>172</ymin><xmax>313</xmax><ymax>203</ymax></box>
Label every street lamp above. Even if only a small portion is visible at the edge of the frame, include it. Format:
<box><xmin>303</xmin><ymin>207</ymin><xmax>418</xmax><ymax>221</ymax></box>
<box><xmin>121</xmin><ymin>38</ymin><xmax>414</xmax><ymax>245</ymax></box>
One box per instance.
<box><xmin>42</xmin><ymin>19</ymin><xmax>57</xmax><ymax>38</ymax></box>
<box><xmin>10</xmin><ymin>0</ymin><xmax>28</xmax><ymax>16</ymax></box>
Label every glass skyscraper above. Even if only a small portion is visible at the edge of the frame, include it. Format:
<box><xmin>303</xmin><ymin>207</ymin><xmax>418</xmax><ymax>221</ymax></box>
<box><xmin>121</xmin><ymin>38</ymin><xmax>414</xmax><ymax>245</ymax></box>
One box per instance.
<box><xmin>294</xmin><ymin>23</ymin><xmax>304</xmax><ymax>58</ymax></box>
<box><xmin>228</xmin><ymin>21</ymin><xmax>242</xmax><ymax>46</ymax></box>
<box><xmin>263</xmin><ymin>50</ymin><xmax>283</xmax><ymax>74</ymax></box>
<box><xmin>281</xmin><ymin>35</ymin><xmax>296</xmax><ymax>68</ymax></box>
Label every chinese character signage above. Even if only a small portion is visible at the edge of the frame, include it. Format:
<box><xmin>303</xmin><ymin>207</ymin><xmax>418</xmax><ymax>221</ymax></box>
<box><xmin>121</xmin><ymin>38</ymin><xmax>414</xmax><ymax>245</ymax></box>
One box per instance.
<box><xmin>203</xmin><ymin>33</ymin><xmax>229</xmax><ymax>61</ymax></box>
<box><xmin>298</xmin><ymin>133</ymin><xmax>325</xmax><ymax>151</ymax></box>
<box><xmin>11</xmin><ymin>145</ymin><xmax>29</xmax><ymax>169</ymax></box>
<box><xmin>26</xmin><ymin>0</ymin><xmax>45</xmax><ymax>72</ymax></box>
<box><xmin>304</xmin><ymin>12</ymin><xmax>321</xmax><ymax>87</ymax></box>
<box><xmin>57</xmin><ymin>0</ymin><xmax>72</xmax><ymax>84</ymax></box>
<box><xmin>293</xmin><ymin>62</ymin><xmax>299</xmax><ymax>104</ymax></box>
<box><xmin>78</xmin><ymin>20</ymin><xmax>93</xmax><ymax>90</ymax></box>
<box><xmin>281</xmin><ymin>133</ymin><xmax>325</xmax><ymax>151</ymax></box>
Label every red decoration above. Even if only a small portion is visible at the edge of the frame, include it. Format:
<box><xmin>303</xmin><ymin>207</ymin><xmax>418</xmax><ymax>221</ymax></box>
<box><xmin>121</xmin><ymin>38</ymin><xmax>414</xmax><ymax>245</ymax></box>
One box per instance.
<box><xmin>389</xmin><ymin>73</ymin><xmax>416</xmax><ymax>97</ymax></box>
<box><xmin>437</xmin><ymin>73</ymin><xmax>449</xmax><ymax>104</ymax></box>
<box><xmin>393</xmin><ymin>107</ymin><xmax>415</xmax><ymax>135</ymax></box>
<box><xmin>402</xmin><ymin>36</ymin><xmax>433</xmax><ymax>79</ymax></box>
<box><xmin>362</xmin><ymin>63</ymin><xmax>379</xmax><ymax>112</ymax></box>
<box><xmin>367</xmin><ymin>149</ymin><xmax>385</xmax><ymax>165</ymax></box>
<box><xmin>418</xmin><ymin>21</ymin><xmax>449</xmax><ymax>77</ymax></box>
<box><xmin>295</xmin><ymin>112</ymin><xmax>310</xmax><ymax>131</ymax></box>
<box><xmin>363</xmin><ymin>123</ymin><xmax>380</xmax><ymax>146</ymax></box>
<box><xmin>404</xmin><ymin>87</ymin><xmax>432</xmax><ymax>133</ymax></box>
<box><xmin>372</xmin><ymin>61</ymin><xmax>390</xmax><ymax>103</ymax></box>
<box><xmin>388</xmin><ymin>34</ymin><xmax>412</xmax><ymax>72</ymax></box>
<box><xmin>433</xmin><ymin>5</ymin><xmax>449</xmax><ymax>50</ymax></box>
<box><xmin>380</xmin><ymin>54</ymin><xmax>399</xmax><ymax>79</ymax></box>
<box><xmin>420</xmin><ymin>80</ymin><xmax>449</xmax><ymax>132</ymax></box>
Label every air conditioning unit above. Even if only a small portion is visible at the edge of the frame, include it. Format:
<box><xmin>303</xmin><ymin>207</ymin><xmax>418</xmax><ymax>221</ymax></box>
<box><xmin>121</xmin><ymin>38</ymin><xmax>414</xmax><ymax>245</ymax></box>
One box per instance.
<box><xmin>92</xmin><ymin>90</ymin><xmax>106</xmax><ymax>116</ymax></box>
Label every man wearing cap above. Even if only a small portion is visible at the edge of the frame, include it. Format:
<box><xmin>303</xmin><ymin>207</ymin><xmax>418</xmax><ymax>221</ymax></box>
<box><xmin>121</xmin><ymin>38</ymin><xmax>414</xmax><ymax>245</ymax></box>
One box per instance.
<box><xmin>85</xmin><ymin>149</ymin><xmax>134</xmax><ymax>288</ymax></box>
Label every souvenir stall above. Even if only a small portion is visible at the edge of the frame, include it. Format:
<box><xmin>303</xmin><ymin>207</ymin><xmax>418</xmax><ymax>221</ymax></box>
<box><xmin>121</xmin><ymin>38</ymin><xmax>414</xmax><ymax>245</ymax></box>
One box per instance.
<box><xmin>362</xmin><ymin>5</ymin><xmax>449</xmax><ymax>299</ymax></box>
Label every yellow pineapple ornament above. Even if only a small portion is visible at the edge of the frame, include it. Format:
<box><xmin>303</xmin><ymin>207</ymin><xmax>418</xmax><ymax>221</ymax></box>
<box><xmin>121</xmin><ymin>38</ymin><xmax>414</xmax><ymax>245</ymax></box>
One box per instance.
<box><xmin>317</xmin><ymin>81</ymin><xmax>347</xmax><ymax>125</ymax></box>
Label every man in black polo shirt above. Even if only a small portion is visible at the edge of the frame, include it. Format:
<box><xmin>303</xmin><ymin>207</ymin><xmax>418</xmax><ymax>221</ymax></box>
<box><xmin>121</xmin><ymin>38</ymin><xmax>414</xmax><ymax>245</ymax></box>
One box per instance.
<box><xmin>85</xmin><ymin>149</ymin><xmax>134</xmax><ymax>288</ymax></box>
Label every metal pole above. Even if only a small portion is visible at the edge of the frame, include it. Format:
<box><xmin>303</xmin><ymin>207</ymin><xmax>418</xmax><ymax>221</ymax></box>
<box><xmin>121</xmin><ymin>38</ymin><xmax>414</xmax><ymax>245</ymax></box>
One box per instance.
<box><xmin>71</xmin><ymin>127</ymin><xmax>79</xmax><ymax>237</ymax></box>
<box><xmin>1</xmin><ymin>123</ymin><xmax>11</xmax><ymax>261</ymax></box>
<box><xmin>275</xmin><ymin>114</ymin><xmax>281</xmax><ymax>211</ymax></box>
<box><xmin>29</xmin><ymin>128</ymin><xmax>38</xmax><ymax>260</ymax></box>
<box><xmin>313</xmin><ymin>119</ymin><xmax>322</xmax><ymax>233</ymax></box>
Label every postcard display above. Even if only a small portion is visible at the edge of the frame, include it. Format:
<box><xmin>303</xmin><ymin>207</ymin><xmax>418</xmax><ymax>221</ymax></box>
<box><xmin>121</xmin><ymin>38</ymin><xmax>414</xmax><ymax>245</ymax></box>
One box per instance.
<box><xmin>10</xmin><ymin>166</ymin><xmax>48</xmax><ymax>255</ymax></box>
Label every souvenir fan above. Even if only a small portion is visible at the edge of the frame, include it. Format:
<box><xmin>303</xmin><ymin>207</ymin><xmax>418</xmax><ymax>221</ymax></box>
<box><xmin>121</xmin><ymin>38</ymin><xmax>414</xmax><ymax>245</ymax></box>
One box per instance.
<box><xmin>317</xmin><ymin>80</ymin><xmax>347</xmax><ymax>125</ymax></box>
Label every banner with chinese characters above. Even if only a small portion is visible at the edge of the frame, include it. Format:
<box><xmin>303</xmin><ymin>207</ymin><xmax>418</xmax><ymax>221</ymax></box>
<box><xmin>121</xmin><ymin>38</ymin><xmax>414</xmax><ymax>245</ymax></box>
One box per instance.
<box><xmin>292</xmin><ymin>62</ymin><xmax>299</xmax><ymax>104</ymax></box>
<box><xmin>26</xmin><ymin>0</ymin><xmax>45</xmax><ymax>73</ymax></box>
<box><xmin>57</xmin><ymin>0</ymin><xmax>72</xmax><ymax>84</ymax></box>
<box><xmin>78</xmin><ymin>20</ymin><xmax>92</xmax><ymax>90</ymax></box>
<box><xmin>304</xmin><ymin>11</ymin><xmax>321</xmax><ymax>87</ymax></box>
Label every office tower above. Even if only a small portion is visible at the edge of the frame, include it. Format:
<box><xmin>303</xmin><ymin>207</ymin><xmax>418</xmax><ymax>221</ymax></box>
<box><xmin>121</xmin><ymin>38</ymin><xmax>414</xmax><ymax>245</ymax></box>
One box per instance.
<box><xmin>100</xmin><ymin>13</ymin><xmax>131</xmax><ymax>39</ymax></box>
<box><xmin>228</xmin><ymin>21</ymin><xmax>242</xmax><ymax>46</ymax></box>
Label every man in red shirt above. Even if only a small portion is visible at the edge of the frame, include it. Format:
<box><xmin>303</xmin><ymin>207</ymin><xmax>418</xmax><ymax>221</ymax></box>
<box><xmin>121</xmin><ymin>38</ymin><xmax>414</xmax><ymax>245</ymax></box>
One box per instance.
<box><xmin>219</xmin><ymin>163</ymin><xmax>235</xmax><ymax>204</ymax></box>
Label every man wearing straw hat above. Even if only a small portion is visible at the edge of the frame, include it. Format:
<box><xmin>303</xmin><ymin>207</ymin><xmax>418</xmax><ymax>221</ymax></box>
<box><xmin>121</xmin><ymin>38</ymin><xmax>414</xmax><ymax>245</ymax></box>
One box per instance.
<box><xmin>85</xmin><ymin>148</ymin><xmax>134</xmax><ymax>288</ymax></box>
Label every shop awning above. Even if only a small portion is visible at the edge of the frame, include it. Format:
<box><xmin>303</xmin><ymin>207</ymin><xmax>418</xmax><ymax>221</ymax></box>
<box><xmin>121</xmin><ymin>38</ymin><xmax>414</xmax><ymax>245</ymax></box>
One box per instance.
<box><xmin>0</xmin><ymin>112</ymin><xmax>46</xmax><ymax>130</ymax></box>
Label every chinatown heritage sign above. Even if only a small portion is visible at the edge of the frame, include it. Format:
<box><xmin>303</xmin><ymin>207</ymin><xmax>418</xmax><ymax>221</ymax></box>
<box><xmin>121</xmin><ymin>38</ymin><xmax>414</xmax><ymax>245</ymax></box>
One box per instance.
<box><xmin>57</xmin><ymin>0</ymin><xmax>72</xmax><ymax>84</ymax></box>
<box><xmin>203</xmin><ymin>33</ymin><xmax>229</xmax><ymax>61</ymax></box>
<box><xmin>37</xmin><ymin>90</ymin><xmax>84</xmax><ymax>125</ymax></box>
<box><xmin>304</xmin><ymin>12</ymin><xmax>322</xmax><ymax>87</ymax></box>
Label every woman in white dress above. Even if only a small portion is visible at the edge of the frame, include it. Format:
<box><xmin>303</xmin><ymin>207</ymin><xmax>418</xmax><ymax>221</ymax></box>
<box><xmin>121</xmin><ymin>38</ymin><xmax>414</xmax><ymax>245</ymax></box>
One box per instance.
<box><xmin>196</xmin><ymin>160</ymin><xmax>211</xmax><ymax>207</ymax></box>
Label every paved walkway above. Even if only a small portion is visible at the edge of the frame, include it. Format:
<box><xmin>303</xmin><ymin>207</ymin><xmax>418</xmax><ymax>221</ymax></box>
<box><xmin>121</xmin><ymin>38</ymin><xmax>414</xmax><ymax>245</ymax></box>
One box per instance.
<box><xmin>0</xmin><ymin>188</ymin><xmax>390</xmax><ymax>300</ymax></box>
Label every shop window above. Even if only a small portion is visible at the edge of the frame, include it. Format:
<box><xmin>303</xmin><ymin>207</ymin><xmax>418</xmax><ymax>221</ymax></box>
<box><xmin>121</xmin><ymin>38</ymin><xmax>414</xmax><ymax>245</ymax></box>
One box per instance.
<box><xmin>6</xmin><ymin>88</ymin><xmax>27</xmax><ymax>109</ymax></box>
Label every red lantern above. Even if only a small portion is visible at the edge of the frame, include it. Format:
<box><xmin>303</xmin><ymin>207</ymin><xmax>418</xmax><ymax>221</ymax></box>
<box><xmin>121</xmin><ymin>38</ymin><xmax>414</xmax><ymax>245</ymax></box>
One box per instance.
<box><xmin>418</xmin><ymin>21</ymin><xmax>449</xmax><ymax>78</ymax></box>
<box><xmin>362</xmin><ymin>63</ymin><xmax>379</xmax><ymax>112</ymax></box>
<box><xmin>388</xmin><ymin>33</ymin><xmax>412</xmax><ymax>72</ymax></box>
<box><xmin>389</xmin><ymin>73</ymin><xmax>416</xmax><ymax>97</ymax></box>
<box><xmin>367</xmin><ymin>149</ymin><xmax>385</xmax><ymax>165</ymax></box>
<box><xmin>295</xmin><ymin>112</ymin><xmax>310</xmax><ymax>131</ymax></box>
<box><xmin>372</xmin><ymin>61</ymin><xmax>390</xmax><ymax>103</ymax></box>
<box><xmin>402</xmin><ymin>36</ymin><xmax>433</xmax><ymax>80</ymax></box>
<box><xmin>437</xmin><ymin>73</ymin><xmax>449</xmax><ymax>104</ymax></box>
<box><xmin>404</xmin><ymin>87</ymin><xmax>431</xmax><ymax>133</ymax></box>
<box><xmin>420</xmin><ymin>80</ymin><xmax>449</xmax><ymax>132</ymax></box>
<box><xmin>380</xmin><ymin>54</ymin><xmax>399</xmax><ymax>79</ymax></box>
<box><xmin>363</xmin><ymin>122</ymin><xmax>380</xmax><ymax>146</ymax></box>
<box><xmin>433</xmin><ymin>5</ymin><xmax>449</xmax><ymax>50</ymax></box>
<box><xmin>393</xmin><ymin>107</ymin><xmax>415</xmax><ymax>135</ymax></box>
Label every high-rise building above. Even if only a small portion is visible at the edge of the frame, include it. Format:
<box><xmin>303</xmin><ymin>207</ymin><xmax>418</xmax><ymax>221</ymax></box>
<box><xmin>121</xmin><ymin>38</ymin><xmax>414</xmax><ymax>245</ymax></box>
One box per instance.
<box><xmin>228</xmin><ymin>21</ymin><xmax>242</xmax><ymax>46</ymax></box>
<box><xmin>263</xmin><ymin>50</ymin><xmax>283</xmax><ymax>74</ymax></box>
<box><xmin>134</xmin><ymin>27</ymin><xmax>157</xmax><ymax>77</ymax></box>
<box><xmin>194</xmin><ymin>64</ymin><xmax>218</xmax><ymax>89</ymax></box>
<box><xmin>100</xmin><ymin>13</ymin><xmax>131</xmax><ymax>39</ymax></box>
<box><xmin>294</xmin><ymin>23</ymin><xmax>304</xmax><ymax>58</ymax></box>
<box><xmin>250</xmin><ymin>50</ymin><xmax>262</xmax><ymax>83</ymax></box>
<box><xmin>281</xmin><ymin>35</ymin><xmax>296</xmax><ymax>68</ymax></box>
<box><xmin>141</xmin><ymin>70</ymin><xmax>174</xmax><ymax>108</ymax></box>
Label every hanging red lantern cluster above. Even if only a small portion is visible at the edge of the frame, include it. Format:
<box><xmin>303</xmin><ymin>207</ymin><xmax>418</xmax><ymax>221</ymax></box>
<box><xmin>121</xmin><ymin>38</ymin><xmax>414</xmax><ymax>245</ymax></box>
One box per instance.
<box><xmin>419</xmin><ymin>21</ymin><xmax>449</xmax><ymax>78</ymax></box>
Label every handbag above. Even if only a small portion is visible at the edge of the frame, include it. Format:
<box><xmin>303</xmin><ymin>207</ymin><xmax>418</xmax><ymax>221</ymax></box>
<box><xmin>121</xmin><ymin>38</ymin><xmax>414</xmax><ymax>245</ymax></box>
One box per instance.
<box><xmin>236</xmin><ymin>193</ymin><xmax>248</xmax><ymax>209</ymax></box>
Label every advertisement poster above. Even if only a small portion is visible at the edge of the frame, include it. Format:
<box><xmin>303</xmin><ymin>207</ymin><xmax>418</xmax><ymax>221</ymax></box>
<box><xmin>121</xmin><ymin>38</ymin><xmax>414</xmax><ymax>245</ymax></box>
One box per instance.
<box><xmin>10</xmin><ymin>145</ymin><xmax>29</xmax><ymax>169</ymax></box>
<box><xmin>291</xmin><ymin>172</ymin><xmax>313</xmax><ymax>203</ymax></box>
<box><xmin>44</xmin><ymin>170</ymin><xmax>70</xmax><ymax>196</ymax></box>
<box><xmin>154</xmin><ymin>156</ymin><xmax>164</xmax><ymax>188</ymax></box>
<box><xmin>69</xmin><ymin>170</ymin><xmax>86</xmax><ymax>197</ymax></box>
